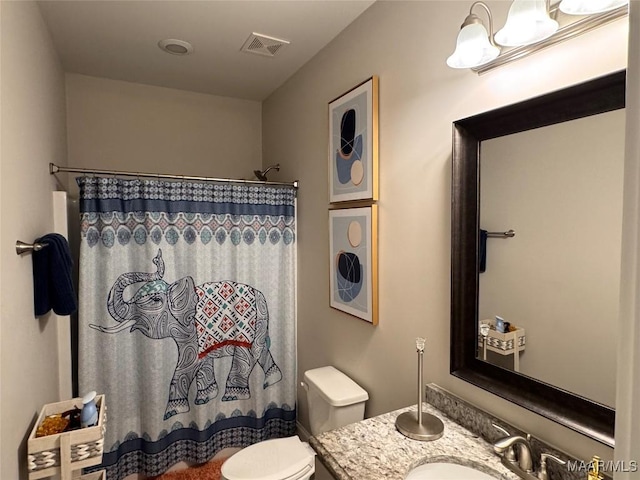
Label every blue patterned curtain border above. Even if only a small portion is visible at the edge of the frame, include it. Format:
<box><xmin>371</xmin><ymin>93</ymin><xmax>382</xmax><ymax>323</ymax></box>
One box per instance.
<box><xmin>91</xmin><ymin>408</ymin><xmax>296</xmax><ymax>479</ymax></box>
<box><xmin>77</xmin><ymin>177</ymin><xmax>296</xmax><ymax>217</ymax></box>
<box><xmin>80</xmin><ymin>212</ymin><xmax>295</xmax><ymax>248</ymax></box>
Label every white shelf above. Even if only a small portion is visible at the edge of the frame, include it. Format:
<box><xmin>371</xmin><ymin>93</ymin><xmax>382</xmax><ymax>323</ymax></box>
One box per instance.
<box><xmin>478</xmin><ymin>319</ymin><xmax>526</xmax><ymax>371</ymax></box>
<box><xmin>27</xmin><ymin>395</ymin><xmax>106</xmax><ymax>480</ymax></box>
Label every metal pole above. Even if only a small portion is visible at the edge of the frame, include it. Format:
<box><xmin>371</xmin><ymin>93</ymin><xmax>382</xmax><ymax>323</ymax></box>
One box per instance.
<box><xmin>49</xmin><ymin>163</ymin><xmax>299</xmax><ymax>189</ymax></box>
<box><xmin>395</xmin><ymin>337</ymin><xmax>444</xmax><ymax>441</ymax></box>
<box><xmin>417</xmin><ymin>349</ymin><xmax>423</xmax><ymax>426</ymax></box>
<box><xmin>483</xmin><ymin>336</ymin><xmax>488</xmax><ymax>361</ymax></box>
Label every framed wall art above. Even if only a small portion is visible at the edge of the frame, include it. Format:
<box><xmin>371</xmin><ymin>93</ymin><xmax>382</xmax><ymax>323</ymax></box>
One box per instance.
<box><xmin>329</xmin><ymin>76</ymin><xmax>379</xmax><ymax>203</ymax></box>
<box><xmin>329</xmin><ymin>206</ymin><xmax>378</xmax><ymax>325</ymax></box>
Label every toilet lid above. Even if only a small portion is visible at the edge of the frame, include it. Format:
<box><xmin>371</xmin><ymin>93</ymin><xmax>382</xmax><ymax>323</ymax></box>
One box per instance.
<box><xmin>221</xmin><ymin>436</ymin><xmax>315</xmax><ymax>480</ymax></box>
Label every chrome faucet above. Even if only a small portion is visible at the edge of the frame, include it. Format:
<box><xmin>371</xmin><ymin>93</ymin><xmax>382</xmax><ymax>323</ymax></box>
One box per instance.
<box><xmin>493</xmin><ymin>433</ymin><xmax>534</xmax><ymax>473</ymax></box>
<box><xmin>492</xmin><ymin>424</ymin><xmax>568</xmax><ymax>480</ymax></box>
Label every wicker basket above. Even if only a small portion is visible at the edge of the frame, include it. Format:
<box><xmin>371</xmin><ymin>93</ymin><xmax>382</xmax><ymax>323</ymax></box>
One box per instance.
<box><xmin>478</xmin><ymin>319</ymin><xmax>526</xmax><ymax>371</ymax></box>
<box><xmin>27</xmin><ymin>395</ymin><xmax>106</xmax><ymax>480</ymax></box>
<box><xmin>478</xmin><ymin>318</ymin><xmax>526</xmax><ymax>352</ymax></box>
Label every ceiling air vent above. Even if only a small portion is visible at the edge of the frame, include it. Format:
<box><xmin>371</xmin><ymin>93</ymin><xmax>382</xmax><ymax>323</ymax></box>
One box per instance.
<box><xmin>241</xmin><ymin>33</ymin><xmax>290</xmax><ymax>57</ymax></box>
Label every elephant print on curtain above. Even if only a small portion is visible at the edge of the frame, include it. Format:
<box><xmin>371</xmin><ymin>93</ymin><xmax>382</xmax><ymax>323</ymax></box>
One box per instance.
<box><xmin>90</xmin><ymin>249</ymin><xmax>282</xmax><ymax>420</ymax></box>
<box><xmin>77</xmin><ymin>176</ymin><xmax>296</xmax><ymax>480</ymax></box>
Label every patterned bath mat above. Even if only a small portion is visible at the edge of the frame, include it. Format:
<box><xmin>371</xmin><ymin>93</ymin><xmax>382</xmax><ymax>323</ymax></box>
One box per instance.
<box><xmin>151</xmin><ymin>459</ymin><xmax>225</xmax><ymax>480</ymax></box>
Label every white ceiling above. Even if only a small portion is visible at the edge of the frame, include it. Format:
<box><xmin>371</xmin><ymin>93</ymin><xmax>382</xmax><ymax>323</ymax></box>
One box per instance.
<box><xmin>37</xmin><ymin>0</ymin><xmax>376</xmax><ymax>101</ymax></box>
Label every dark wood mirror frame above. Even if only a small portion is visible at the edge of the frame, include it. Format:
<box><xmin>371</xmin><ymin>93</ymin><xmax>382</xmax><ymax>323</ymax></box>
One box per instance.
<box><xmin>451</xmin><ymin>70</ymin><xmax>625</xmax><ymax>447</ymax></box>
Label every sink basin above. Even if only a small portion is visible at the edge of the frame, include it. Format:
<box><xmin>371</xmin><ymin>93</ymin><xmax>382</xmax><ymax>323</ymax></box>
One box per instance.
<box><xmin>405</xmin><ymin>462</ymin><xmax>498</xmax><ymax>480</ymax></box>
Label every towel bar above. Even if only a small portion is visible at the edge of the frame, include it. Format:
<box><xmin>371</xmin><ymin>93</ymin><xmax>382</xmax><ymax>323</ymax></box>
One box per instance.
<box><xmin>486</xmin><ymin>230</ymin><xmax>515</xmax><ymax>238</ymax></box>
<box><xmin>16</xmin><ymin>240</ymin><xmax>48</xmax><ymax>255</ymax></box>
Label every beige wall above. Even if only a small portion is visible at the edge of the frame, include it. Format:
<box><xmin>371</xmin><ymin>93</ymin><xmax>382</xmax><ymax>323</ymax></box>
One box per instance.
<box><xmin>0</xmin><ymin>1</ymin><xmax>68</xmax><ymax>479</ymax></box>
<box><xmin>65</xmin><ymin>74</ymin><xmax>262</xmax><ymax>184</ymax></box>
<box><xmin>480</xmin><ymin>110</ymin><xmax>625</xmax><ymax>408</ymax></box>
<box><xmin>615</xmin><ymin>0</ymin><xmax>640</xmax><ymax>472</ymax></box>
<box><xmin>263</xmin><ymin>1</ymin><xmax>628</xmax><ymax>460</ymax></box>
<box><xmin>1</xmin><ymin>0</ymin><xmax>634</xmax><ymax>475</ymax></box>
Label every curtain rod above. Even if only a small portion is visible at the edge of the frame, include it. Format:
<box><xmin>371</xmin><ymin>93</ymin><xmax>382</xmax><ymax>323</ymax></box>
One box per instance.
<box><xmin>49</xmin><ymin>163</ymin><xmax>299</xmax><ymax>189</ymax></box>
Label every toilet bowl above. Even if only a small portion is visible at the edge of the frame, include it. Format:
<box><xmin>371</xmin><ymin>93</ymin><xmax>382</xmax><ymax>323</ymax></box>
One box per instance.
<box><xmin>221</xmin><ymin>366</ymin><xmax>368</xmax><ymax>480</ymax></box>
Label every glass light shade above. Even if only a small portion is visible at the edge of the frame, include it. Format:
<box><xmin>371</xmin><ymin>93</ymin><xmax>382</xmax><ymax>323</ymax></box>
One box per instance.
<box><xmin>559</xmin><ymin>0</ymin><xmax>628</xmax><ymax>15</ymax></box>
<box><xmin>446</xmin><ymin>23</ymin><xmax>500</xmax><ymax>69</ymax></box>
<box><xmin>495</xmin><ymin>0</ymin><xmax>559</xmax><ymax>47</ymax></box>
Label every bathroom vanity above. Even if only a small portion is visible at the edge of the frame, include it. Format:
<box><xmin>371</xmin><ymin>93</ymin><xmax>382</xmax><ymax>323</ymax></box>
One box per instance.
<box><xmin>311</xmin><ymin>401</ymin><xmax>517</xmax><ymax>480</ymax></box>
<box><xmin>310</xmin><ymin>384</ymin><xmax>595</xmax><ymax>480</ymax></box>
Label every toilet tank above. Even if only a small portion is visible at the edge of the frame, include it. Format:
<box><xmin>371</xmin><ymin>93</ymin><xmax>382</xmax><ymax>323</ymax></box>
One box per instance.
<box><xmin>303</xmin><ymin>366</ymin><xmax>368</xmax><ymax>435</ymax></box>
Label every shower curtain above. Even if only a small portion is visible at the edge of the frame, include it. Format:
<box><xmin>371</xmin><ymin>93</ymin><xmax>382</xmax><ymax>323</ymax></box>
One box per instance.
<box><xmin>77</xmin><ymin>176</ymin><xmax>297</xmax><ymax>479</ymax></box>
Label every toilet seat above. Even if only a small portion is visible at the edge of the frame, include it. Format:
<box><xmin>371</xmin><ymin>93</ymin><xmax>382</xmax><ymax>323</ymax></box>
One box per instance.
<box><xmin>221</xmin><ymin>436</ymin><xmax>316</xmax><ymax>480</ymax></box>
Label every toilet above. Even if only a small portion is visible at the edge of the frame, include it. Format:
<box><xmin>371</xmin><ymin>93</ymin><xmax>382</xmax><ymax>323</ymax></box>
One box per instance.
<box><xmin>221</xmin><ymin>366</ymin><xmax>369</xmax><ymax>480</ymax></box>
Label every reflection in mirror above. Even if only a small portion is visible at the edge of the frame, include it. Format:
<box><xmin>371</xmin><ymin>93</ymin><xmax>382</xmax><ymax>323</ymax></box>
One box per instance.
<box><xmin>451</xmin><ymin>70</ymin><xmax>625</xmax><ymax>447</ymax></box>
<box><xmin>478</xmin><ymin>109</ymin><xmax>625</xmax><ymax>408</ymax></box>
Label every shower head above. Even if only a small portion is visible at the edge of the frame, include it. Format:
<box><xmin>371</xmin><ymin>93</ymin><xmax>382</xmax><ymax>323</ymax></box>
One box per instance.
<box><xmin>253</xmin><ymin>164</ymin><xmax>280</xmax><ymax>181</ymax></box>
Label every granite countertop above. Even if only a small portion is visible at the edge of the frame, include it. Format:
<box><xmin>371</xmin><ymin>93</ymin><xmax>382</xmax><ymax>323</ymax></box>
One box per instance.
<box><xmin>309</xmin><ymin>403</ymin><xmax>522</xmax><ymax>480</ymax></box>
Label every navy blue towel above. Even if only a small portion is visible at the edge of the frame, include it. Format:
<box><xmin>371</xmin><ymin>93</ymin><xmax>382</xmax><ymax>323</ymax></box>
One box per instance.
<box><xmin>479</xmin><ymin>229</ymin><xmax>487</xmax><ymax>274</ymax></box>
<box><xmin>32</xmin><ymin>233</ymin><xmax>77</xmax><ymax>316</ymax></box>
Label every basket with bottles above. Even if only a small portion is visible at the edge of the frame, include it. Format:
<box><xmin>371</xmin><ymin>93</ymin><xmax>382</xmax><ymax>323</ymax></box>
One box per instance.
<box><xmin>27</xmin><ymin>393</ymin><xmax>106</xmax><ymax>479</ymax></box>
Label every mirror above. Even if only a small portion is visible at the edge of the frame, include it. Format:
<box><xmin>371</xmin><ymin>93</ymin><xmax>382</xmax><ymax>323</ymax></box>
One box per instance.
<box><xmin>479</xmin><ymin>108</ymin><xmax>624</xmax><ymax>408</ymax></box>
<box><xmin>451</xmin><ymin>70</ymin><xmax>625</xmax><ymax>447</ymax></box>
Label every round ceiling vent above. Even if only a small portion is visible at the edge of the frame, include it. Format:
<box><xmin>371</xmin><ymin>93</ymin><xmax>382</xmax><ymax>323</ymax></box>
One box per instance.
<box><xmin>158</xmin><ymin>39</ymin><xmax>194</xmax><ymax>55</ymax></box>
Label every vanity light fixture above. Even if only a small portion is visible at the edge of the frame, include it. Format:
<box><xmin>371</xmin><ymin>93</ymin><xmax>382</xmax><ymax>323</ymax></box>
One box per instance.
<box><xmin>447</xmin><ymin>0</ymin><xmax>628</xmax><ymax>73</ymax></box>
<box><xmin>446</xmin><ymin>2</ymin><xmax>500</xmax><ymax>69</ymax></box>
<box><xmin>494</xmin><ymin>0</ymin><xmax>558</xmax><ymax>47</ymax></box>
<box><xmin>559</xmin><ymin>0</ymin><xmax>628</xmax><ymax>15</ymax></box>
